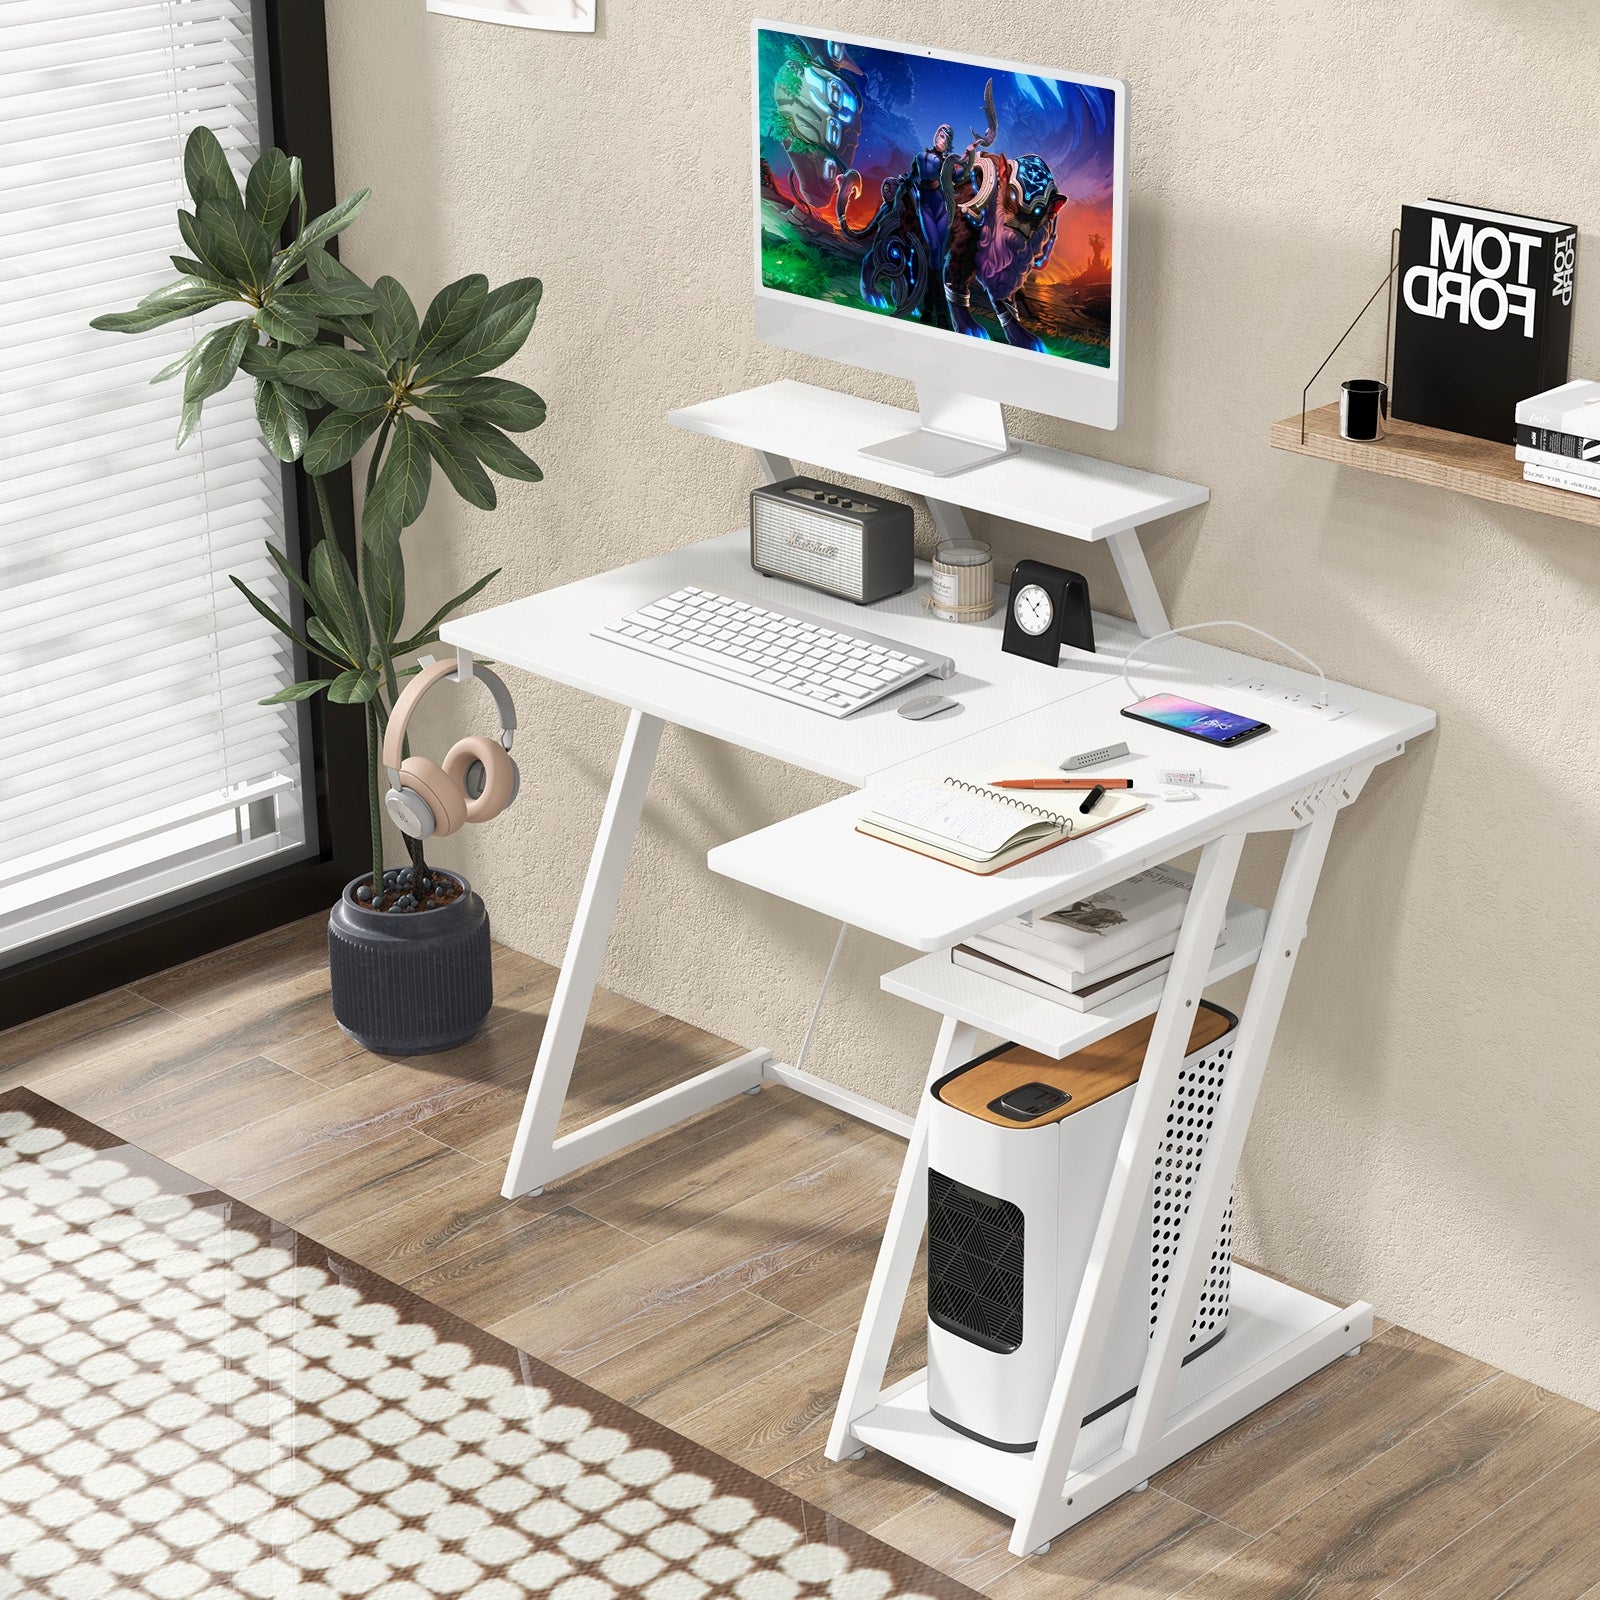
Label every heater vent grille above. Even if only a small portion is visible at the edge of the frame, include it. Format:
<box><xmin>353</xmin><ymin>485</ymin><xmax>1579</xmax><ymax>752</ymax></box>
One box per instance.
<box><xmin>927</xmin><ymin>1169</ymin><xmax>1025</xmax><ymax>1353</ymax></box>
<box><xmin>1152</xmin><ymin>1043</ymin><xmax>1235</xmax><ymax>1342</ymax></box>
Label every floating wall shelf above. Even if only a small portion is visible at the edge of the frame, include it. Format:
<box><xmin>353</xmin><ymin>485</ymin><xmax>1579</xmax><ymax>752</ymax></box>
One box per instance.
<box><xmin>1271</xmin><ymin>402</ymin><xmax>1600</xmax><ymax>529</ymax></box>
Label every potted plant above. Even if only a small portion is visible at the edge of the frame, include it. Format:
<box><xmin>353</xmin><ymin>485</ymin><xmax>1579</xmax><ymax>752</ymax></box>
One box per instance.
<box><xmin>92</xmin><ymin>128</ymin><xmax>544</xmax><ymax>1055</ymax></box>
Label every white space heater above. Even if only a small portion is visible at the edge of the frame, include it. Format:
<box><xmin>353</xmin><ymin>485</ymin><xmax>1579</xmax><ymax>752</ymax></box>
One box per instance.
<box><xmin>925</xmin><ymin>1001</ymin><xmax>1238</xmax><ymax>1452</ymax></box>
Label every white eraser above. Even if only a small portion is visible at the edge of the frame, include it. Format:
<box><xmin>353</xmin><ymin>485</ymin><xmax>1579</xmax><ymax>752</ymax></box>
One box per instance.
<box><xmin>1159</xmin><ymin>766</ymin><xmax>1203</xmax><ymax>786</ymax></box>
<box><xmin>1161</xmin><ymin>786</ymin><xmax>1200</xmax><ymax>802</ymax></box>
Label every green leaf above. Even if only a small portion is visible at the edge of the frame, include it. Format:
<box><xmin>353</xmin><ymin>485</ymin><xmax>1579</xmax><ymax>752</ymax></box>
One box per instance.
<box><xmin>260</xmin><ymin>678</ymin><xmax>333</xmax><ymax>705</ymax></box>
<box><xmin>309</xmin><ymin>536</ymin><xmax>370</xmax><ymax>663</ymax></box>
<box><xmin>231</xmin><ymin>575</ymin><xmax>317</xmax><ymax>656</ymax></box>
<box><xmin>245</xmin><ymin>148</ymin><xmax>297</xmax><ymax>234</ymax></box>
<box><xmin>184</xmin><ymin>126</ymin><xmax>241</xmax><ymax>211</ymax></box>
<box><xmin>327</xmin><ymin>668</ymin><xmax>382</xmax><ymax>704</ymax></box>
<box><xmin>414</xmin><ymin>375</ymin><xmax>546</xmax><ymax>432</ymax></box>
<box><xmin>219</xmin><ymin>318</ymin><xmax>255</xmax><ymax>389</ymax></box>
<box><xmin>413</xmin><ymin>275</ymin><xmax>487</xmax><ymax>371</ymax></box>
<box><xmin>418</xmin><ymin>417</ymin><xmax>496</xmax><ymax>510</ymax></box>
<box><xmin>375</xmin><ymin>278</ymin><xmax>418</xmax><ymax>363</ymax></box>
<box><xmin>278</xmin><ymin>188</ymin><xmax>372</xmax><ymax>273</ymax></box>
<box><xmin>278</xmin><ymin>345</ymin><xmax>391</xmax><ymax>411</ymax></box>
<box><xmin>254</xmin><ymin>379</ymin><xmax>309</xmax><ymax>462</ymax></box>
<box><xmin>394</xmin><ymin>568</ymin><xmax>501</xmax><ymax>655</ymax></box>
<box><xmin>253</xmin><ymin>300</ymin><xmax>318</xmax><ymax>346</ymax></box>
<box><xmin>307</xmin><ymin>615</ymin><xmax>356</xmax><ymax>667</ymax></box>
<box><xmin>150</xmin><ymin>344</ymin><xmax>202</xmax><ymax>385</ymax></box>
<box><xmin>183</xmin><ymin>324</ymin><xmax>236</xmax><ymax>404</ymax></box>
<box><xmin>447</xmin><ymin>417</ymin><xmax>542</xmax><ymax>482</ymax></box>
<box><xmin>307</xmin><ymin>247</ymin><xmax>381</xmax><ymax>309</ymax></box>
<box><xmin>480</xmin><ymin>275</ymin><xmax>543</xmax><ymax>327</ymax></box>
<box><xmin>265</xmin><ymin>539</ymin><xmax>318</xmax><ymax>615</ymax></box>
<box><xmin>303</xmin><ymin>407</ymin><xmax>385</xmax><ymax>476</ymax></box>
<box><xmin>240</xmin><ymin>342</ymin><xmax>282</xmax><ymax>380</ymax></box>
<box><xmin>363</xmin><ymin>529</ymin><xmax>406</xmax><ymax>647</ymax></box>
<box><xmin>176</xmin><ymin>397</ymin><xmax>201</xmax><ymax>449</ymax></box>
<box><xmin>332</xmin><ymin>310</ymin><xmax>395</xmax><ymax>367</ymax></box>
<box><xmin>417</xmin><ymin>294</ymin><xmax>540</xmax><ymax>386</ymax></box>
<box><xmin>90</xmin><ymin>280</ymin><xmax>233</xmax><ymax>334</ymax></box>
<box><xmin>176</xmin><ymin>211</ymin><xmax>241</xmax><ymax>290</ymax></box>
<box><xmin>197</xmin><ymin>198</ymin><xmax>272</xmax><ymax>289</ymax></box>
<box><xmin>373</xmin><ymin>413</ymin><xmax>432</xmax><ymax>529</ymax></box>
<box><xmin>171</xmin><ymin>253</ymin><xmax>228</xmax><ymax>285</ymax></box>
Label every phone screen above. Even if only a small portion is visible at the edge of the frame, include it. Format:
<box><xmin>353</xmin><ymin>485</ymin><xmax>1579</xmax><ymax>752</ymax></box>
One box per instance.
<box><xmin>1122</xmin><ymin>694</ymin><xmax>1270</xmax><ymax>746</ymax></box>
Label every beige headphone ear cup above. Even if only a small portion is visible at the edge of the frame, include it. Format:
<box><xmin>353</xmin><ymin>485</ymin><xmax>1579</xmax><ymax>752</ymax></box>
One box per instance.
<box><xmin>443</xmin><ymin>736</ymin><xmax>517</xmax><ymax>824</ymax></box>
<box><xmin>399</xmin><ymin>756</ymin><xmax>468</xmax><ymax>838</ymax></box>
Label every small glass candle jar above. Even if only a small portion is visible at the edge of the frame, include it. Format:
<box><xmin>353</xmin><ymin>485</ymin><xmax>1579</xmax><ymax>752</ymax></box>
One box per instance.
<box><xmin>930</xmin><ymin>538</ymin><xmax>995</xmax><ymax>622</ymax></box>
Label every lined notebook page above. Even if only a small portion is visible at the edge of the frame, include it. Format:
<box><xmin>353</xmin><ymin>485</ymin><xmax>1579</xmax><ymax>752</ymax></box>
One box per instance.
<box><xmin>866</xmin><ymin>779</ymin><xmax>1059</xmax><ymax>854</ymax></box>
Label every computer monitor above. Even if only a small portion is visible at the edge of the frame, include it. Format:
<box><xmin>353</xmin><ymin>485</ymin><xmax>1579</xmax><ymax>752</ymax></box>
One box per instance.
<box><xmin>753</xmin><ymin>21</ymin><xmax>1128</xmax><ymax>474</ymax></box>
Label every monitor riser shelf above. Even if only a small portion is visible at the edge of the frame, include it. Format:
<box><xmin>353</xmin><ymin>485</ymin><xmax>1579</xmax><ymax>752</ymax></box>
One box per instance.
<box><xmin>668</xmin><ymin>379</ymin><xmax>1211</xmax><ymax>638</ymax></box>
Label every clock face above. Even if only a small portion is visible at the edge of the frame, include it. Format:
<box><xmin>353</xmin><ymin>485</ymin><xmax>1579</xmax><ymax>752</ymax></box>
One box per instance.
<box><xmin>1013</xmin><ymin>583</ymin><xmax>1055</xmax><ymax>637</ymax></box>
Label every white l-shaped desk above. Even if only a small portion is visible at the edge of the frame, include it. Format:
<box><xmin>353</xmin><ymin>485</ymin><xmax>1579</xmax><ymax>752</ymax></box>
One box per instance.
<box><xmin>443</xmin><ymin>382</ymin><xmax>1437</xmax><ymax>1556</ymax></box>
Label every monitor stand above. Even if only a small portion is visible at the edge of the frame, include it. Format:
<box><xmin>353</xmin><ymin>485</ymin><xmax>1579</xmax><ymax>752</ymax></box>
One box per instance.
<box><xmin>859</xmin><ymin>384</ymin><xmax>1012</xmax><ymax>477</ymax></box>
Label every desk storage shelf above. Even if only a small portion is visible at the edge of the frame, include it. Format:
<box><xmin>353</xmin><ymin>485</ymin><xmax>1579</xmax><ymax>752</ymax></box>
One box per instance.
<box><xmin>1271</xmin><ymin>402</ymin><xmax>1600</xmax><ymax>529</ymax></box>
<box><xmin>881</xmin><ymin>897</ymin><xmax>1268</xmax><ymax>1058</ymax></box>
<box><xmin>850</xmin><ymin>1267</ymin><xmax>1365</xmax><ymax>1523</ymax></box>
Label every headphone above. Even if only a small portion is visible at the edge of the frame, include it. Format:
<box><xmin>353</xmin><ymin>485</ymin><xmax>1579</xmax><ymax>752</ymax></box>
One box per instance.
<box><xmin>382</xmin><ymin>657</ymin><xmax>519</xmax><ymax>841</ymax></box>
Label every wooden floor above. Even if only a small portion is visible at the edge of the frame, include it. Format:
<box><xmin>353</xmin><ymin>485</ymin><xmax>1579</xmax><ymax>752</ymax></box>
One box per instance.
<box><xmin>5</xmin><ymin>915</ymin><xmax>1599</xmax><ymax>1600</ymax></box>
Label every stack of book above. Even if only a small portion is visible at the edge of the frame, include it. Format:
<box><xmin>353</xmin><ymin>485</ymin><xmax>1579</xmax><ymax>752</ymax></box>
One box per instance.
<box><xmin>952</xmin><ymin>865</ymin><xmax>1214</xmax><ymax>1012</ymax></box>
<box><xmin>1516</xmin><ymin>380</ymin><xmax>1600</xmax><ymax>501</ymax></box>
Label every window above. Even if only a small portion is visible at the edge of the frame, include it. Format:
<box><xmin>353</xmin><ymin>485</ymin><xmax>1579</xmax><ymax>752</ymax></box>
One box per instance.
<box><xmin>1</xmin><ymin>0</ymin><xmax>332</xmax><ymax>971</ymax></box>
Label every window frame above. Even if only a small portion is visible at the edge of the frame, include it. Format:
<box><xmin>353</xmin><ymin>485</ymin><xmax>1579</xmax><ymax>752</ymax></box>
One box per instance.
<box><xmin>0</xmin><ymin>0</ymin><xmax>371</xmax><ymax>1027</ymax></box>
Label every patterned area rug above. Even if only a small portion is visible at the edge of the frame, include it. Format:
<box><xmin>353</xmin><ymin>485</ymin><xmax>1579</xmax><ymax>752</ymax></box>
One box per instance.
<box><xmin>0</xmin><ymin>1088</ymin><xmax>976</xmax><ymax>1600</ymax></box>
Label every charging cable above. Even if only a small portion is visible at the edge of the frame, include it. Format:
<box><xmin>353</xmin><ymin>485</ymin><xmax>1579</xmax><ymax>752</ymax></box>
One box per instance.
<box><xmin>1120</xmin><ymin>622</ymin><xmax>1329</xmax><ymax>709</ymax></box>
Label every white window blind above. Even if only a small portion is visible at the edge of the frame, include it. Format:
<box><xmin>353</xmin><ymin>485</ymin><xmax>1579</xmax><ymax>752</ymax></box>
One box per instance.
<box><xmin>0</xmin><ymin>0</ymin><xmax>315</xmax><ymax>963</ymax></box>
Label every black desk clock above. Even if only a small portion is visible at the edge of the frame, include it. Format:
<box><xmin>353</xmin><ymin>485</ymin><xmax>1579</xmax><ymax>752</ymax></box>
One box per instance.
<box><xmin>1001</xmin><ymin>559</ymin><xmax>1095</xmax><ymax>666</ymax></box>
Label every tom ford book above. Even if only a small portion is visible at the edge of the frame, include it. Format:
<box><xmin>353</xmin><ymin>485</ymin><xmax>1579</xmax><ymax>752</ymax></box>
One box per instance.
<box><xmin>1391</xmin><ymin>198</ymin><xmax>1577</xmax><ymax>443</ymax></box>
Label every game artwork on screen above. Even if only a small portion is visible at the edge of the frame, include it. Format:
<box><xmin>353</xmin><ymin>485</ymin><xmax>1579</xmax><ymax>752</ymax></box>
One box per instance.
<box><xmin>758</xmin><ymin>29</ymin><xmax>1116</xmax><ymax>367</ymax></box>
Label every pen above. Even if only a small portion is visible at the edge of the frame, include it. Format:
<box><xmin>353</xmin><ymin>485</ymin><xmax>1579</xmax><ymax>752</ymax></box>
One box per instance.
<box><xmin>1079</xmin><ymin>784</ymin><xmax>1107</xmax><ymax>814</ymax></box>
<box><xmin>990</xmin><ymin>777</ymin><xmax>1133</xmax><ymax>790</ymax></box>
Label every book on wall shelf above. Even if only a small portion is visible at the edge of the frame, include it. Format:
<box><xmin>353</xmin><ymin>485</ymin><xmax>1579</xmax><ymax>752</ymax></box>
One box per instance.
<box><xmin>1516</xmin><ymin>381</ymin><xmax>1600</xmax><ymax>499</ymax></box>
<box><xmin>1392</xmin><ymin>198</ymin><xmax>1577</xmax><ymax>444</ymax></box>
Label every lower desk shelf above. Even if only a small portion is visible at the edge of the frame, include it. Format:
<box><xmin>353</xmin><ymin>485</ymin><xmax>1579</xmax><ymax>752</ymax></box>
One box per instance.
<box><xmin>881</xmin><ymin>899</ymin><xmax>1269</xmax><ymax>1057</ymax></box>
<box><xmin>851</xmin><ymin>1267</ymin><xmax>1370</xmax><ymax>1520</ymax></box>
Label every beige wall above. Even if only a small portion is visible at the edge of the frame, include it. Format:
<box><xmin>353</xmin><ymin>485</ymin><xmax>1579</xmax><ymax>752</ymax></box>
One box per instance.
<box><xmin>326</xmin><ymin>1</ymin><xmax>1600</xmax><ymax>1407</ymax></box>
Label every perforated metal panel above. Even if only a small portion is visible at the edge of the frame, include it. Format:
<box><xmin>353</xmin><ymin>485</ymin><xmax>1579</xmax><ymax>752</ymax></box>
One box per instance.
<box><xmin>1152</xmin><ymin>1039</ymin><xmax>1234</xmax><ymax>1343</ymax></box>
<box><xmin>927</xmin><ymin>1169</ymin><xmax>1026</xmax><ymax>1353</ymax></box>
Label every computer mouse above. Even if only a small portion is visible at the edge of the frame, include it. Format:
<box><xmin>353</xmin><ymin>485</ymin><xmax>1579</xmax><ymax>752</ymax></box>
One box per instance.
<box><xmin>897</xmin><ymin>694</ymin><xmax>960</xmax><ymax>720</ymax></box>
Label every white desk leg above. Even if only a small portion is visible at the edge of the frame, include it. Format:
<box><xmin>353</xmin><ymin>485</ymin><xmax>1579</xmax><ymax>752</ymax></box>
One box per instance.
<box><xmin>924</xmin><ymin>498</ymin><xmax>974</xmax><ymax>546</ymax></box>
<box><xmin>1106</xmin><ymin>529</ymin><xmax>1171</xmax><ymax>639</ymax></box>
<box><xmin>1123</xmin><ymin>810</ymin><xmax>1338</xmax><ymax>1453</ymax></box>
<box><xmin>501</xmin><ymin>709</ymin><xmax>664</xmax><ymax>1199</ymax></box>
<box><xmin>756</xmin><ymin>451</ymin><xmax>795</xmax><ymax>485</ymax></box>
<box><xmin>1011</xmin><ymin>832</ymin><xmax>1244</xmax><ymax>1557</ymax></box>
<box><xmin>826</xmin><ymin>1014</ymin><xmax>977</xmax><ymax>1461</ymax></box>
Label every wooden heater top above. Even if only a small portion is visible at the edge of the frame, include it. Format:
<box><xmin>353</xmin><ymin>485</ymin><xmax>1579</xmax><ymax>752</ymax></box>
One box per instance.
<box><xmin>936</xmin><ymin>1001</ymin><xmax>1235</xmax><ymax>1128</ymax></box>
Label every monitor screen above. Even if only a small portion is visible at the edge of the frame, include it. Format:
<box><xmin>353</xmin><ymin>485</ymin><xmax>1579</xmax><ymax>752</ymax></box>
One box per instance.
<box><xmin>755</xmin><ymin>26</ymin><xmax>1121</xmax><ymax>377</ymax></box>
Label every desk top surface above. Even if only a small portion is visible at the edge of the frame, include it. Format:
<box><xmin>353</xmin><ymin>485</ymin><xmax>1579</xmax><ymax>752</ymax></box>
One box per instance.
<box><xmin>446</xmin><ymin>531</ymin><xmax>1436</xmax><ymax>948</ymax></box>
<box><xmin>443</xmin><ymin>529</ymin><xmax>1129</xmax><ymax>786</ymax></box>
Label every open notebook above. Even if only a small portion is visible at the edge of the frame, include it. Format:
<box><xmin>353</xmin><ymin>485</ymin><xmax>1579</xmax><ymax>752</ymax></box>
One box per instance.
<box><xmin>857</xmin><ymin>762</ymin><xmax>1146</xmax><ymax>874</ymax></box>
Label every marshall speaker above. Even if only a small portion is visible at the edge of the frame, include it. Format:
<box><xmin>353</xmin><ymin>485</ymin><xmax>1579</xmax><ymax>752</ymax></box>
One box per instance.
<box><xmin>925</xmin><ymin>1002</ymin><xmax>1239</xmax><ymax>1452</ymax></box>
<box><xmin>750</xmin><ymin>476</ymin><xmax>914</xmax><ymax>604</ymax></box>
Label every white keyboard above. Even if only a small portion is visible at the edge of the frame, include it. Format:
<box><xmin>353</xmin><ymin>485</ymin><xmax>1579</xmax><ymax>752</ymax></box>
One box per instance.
<box><xmin>594</xmin><ymin>586</ymin><xmax>953</xmax><ymax>717</ymax></box>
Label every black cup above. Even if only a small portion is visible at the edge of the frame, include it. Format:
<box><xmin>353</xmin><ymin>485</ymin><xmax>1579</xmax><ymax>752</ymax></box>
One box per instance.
<box><xmin>1340</xmin><ymin>378</ymin><xmax>1389</xmax><ymax>442</ymax></box>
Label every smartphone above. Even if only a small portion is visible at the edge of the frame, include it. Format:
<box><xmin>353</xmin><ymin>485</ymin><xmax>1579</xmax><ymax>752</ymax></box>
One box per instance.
<box><xmin>1121</xmin><ymin>693</ymin><xmax>1271</xmax><ymax>747</ymax></box>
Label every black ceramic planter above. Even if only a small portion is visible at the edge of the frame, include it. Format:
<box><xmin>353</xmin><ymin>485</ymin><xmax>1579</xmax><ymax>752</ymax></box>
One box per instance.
<box><xmin>327</xmin><ymin>872</ymin><xmax>492</xmax><ymax>1055</ymax></box>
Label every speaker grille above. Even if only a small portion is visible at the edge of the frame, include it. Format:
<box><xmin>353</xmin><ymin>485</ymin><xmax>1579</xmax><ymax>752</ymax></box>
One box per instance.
<box><xmin>1152</xmin><ymin>1040</ymin><xmax>1234</xmax><ymax>1342</ymax></box>
<box><xmin>927</xmin><ymin>1169</ymin><xmax>1026</xmax><ymax>1353</ymax></box>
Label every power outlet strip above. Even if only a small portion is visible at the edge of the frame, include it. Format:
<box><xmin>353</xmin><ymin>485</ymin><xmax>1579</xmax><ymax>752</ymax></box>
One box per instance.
<box><xmin>1219</xmin><ymin>675</ymin><xmax>1355</xmax><ymax>721</ymax></box>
